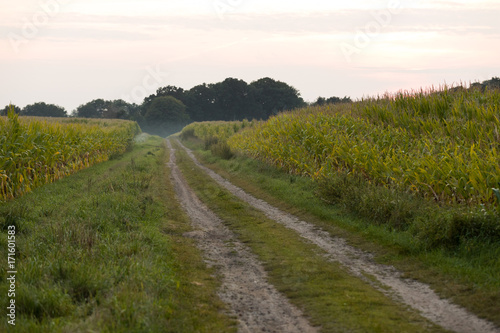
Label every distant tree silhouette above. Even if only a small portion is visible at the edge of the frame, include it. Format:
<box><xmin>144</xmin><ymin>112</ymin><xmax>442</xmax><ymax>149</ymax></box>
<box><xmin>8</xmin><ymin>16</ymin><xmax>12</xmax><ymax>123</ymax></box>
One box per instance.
<box><xmin>144</xmin><ymin>96</ymin><xmax>189</xmax><ymax>124</ymax></box>
<box><xmin>210</xmin><ymin>78</ymin><xmax>256</xmax><ymax>120</ymax></box>
<box><xmin>184</xmin><ymin>83</ymin><xmax>218</xmax><ymax>121</ymax></box>
<box><xmin>1</xmin><ymin>104</ymin><xmax>21</xmax><ymax>116</ymax></box>
<box><xmin>250</xmin><ymin>77</ymin><xmax>306</xmax><ymax>118</ymax></box>
<box><xmin>74</xmin><ymin>99</ymin><xmax>138</xmax><ymax>119</ymax></box>
<box><xmin>75</xmin><ymin>99</ymin><xmax>107</xmax><ymax>118</ymax></box>
<box><xmin>484</xmin><ymin>77</ymin><xmax>500</xmax><ymax>90</ymax></box>
<box><xmin>313</xmin><ymin>96</ymin><xmax>352</xmax><ymax>106</ymax></box>
<box><xmin>147</xmin><ymin>77</ymin><xmax>307</xmax><ymax>121</ymax></box>
<box><xmin>22</xmin><ymin>102</ymin><xmax>67</xmax><ymax>117</ymax></box>
<box><xmin>142</xmin><ymin>86</ymin><xmax>187</xmax><ymax>112</ymax></box>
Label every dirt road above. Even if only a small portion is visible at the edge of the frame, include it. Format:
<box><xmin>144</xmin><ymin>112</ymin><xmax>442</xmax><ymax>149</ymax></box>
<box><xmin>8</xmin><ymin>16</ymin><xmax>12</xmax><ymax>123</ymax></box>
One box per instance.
<box><xmin>167</xmin><ymin>140</ymin><xmax>318</xmax><ymax>332</ymax></box>
<box><xmin>171</xmin><ymin>139</ymin><xmax>499</xmax><ymax>333</ymax></box>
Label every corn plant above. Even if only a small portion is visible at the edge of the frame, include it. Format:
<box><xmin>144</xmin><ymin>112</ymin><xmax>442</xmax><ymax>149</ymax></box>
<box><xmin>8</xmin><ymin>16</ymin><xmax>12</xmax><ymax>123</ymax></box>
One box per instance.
<box><xmin>180</xmin><ymin>120</ymin><xmax>257</xmax><ymax>142</ymax></box>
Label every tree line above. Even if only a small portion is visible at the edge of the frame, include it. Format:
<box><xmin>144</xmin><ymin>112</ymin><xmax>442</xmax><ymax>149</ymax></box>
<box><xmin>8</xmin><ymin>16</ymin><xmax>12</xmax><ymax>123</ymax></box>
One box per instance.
<box><xmin>2</xmin><ymin>102</ymin><xmax>67</xmax><ymax>118</ymax></box>
<box><xmin>3</xmin><ymin>77</ymin><xmax>352</xmax><ymax>136</ymax></box>
<box><xmin>9</xmin><ymin>76</ymin><xmax>498</xmax><ymax>136</ymax></box>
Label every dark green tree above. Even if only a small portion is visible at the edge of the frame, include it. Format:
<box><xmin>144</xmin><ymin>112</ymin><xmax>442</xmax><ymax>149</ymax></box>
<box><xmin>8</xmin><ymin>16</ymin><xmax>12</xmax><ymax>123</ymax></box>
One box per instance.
<box><xmin>184</xmin><ymin>83</ymin><xmax>218</xmax><ymax>121</ymax></box>
<box><xmin>124</xmin><ymin>102</ymin><xmax>143</xmax><ymax>122</ymax></box>
<box><xmin>74</xmin><ymin>99</ymin><xmax>138</xmax><ymax>119</ymax></box>
<box><xmin>314</xmin><ymin>97</ymin><xmax>327</xmax><ymax>106</ymax></box>
<box><xmin>313</xmin><ymin>96</ymin><xmax>352</xmax><ymax>106</ymax></box>
<box><xmin>250</xmin><ymin>77</ymin><xmax>305</xmax><ymax>118</ymax></box>
<box><xmin>22</xmin><ymin>102</ymin><xmax>67</xmax><ymax>117</ymax></box>
<box><xmin>1</xmin><ymin>104</ymin><xmax>21</xmax><ymax>116</ymax></box>
<box><xmin>144</xmin><ymin>96</ymin><xmax>189</xmax><ymax>124</ymax></box>
<box><xmin>484</xmin><ymin>77</ymin><xmax>500</xmax><ymax>90</ymax></box>
<box><xmin>140</xmin><ymin>77</ymin><xmax>311</xmax><ymax>122</ymax></box>
<box><xmin>469</xmin><ymin>82</ymin><xmax>484</xmax><ymax>91</ymax></box>
<box><xmin>75</xmin><ymin>99</ymin><xmax>107</xmax><ymax>118</ymax></box>
<box><xmin>102</xmin><ymin>99</ymin><xmax>134</xmax><ymax>119</ymax></box>
<box><xmin>212</xmin><ymin>78</ymin><xmax>259</xmax><ymax>120</ymax></box>
<box><xmin>141</xmin><ymin>96</ymin><xmax>189</xmax><ymax>137</ymax></box>
<box><xmin>142</xmin><ymin>86</ymin><xmax>186</xmax><ymax>113</ymax></box>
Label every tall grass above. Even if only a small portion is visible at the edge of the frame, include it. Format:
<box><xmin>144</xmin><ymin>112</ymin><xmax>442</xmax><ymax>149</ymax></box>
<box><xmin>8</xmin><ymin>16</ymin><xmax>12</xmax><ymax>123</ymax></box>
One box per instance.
<box><xmin>0</xmin><ymin>107</ymin><xmax>141</xmax><ymax>201</ymax></box>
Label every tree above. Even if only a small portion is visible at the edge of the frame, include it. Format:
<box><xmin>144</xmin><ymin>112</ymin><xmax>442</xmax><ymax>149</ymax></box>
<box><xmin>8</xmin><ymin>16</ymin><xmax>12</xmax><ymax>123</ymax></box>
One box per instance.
<box><xmin>102</xmin><ymin>99</ymin><xmax>134</xmax><ymax>119</ymax></box>
<box><xmin>74</xmin><ymin>99</ymin><xmax>138</xmax><ymax>119</ymax></box>
<box><xmin>22</xmin><ymin>102</ymin><xmax>67</xmax><ymax>117</ymax></box>
<box><xmin>142</xmin><ymin>85</ymin><xmax>186</xmax><ymax>113</ymax></box>
<box><xmin>185</xmin><ymin>83</ymin><xmax>218</xmax><ymax>121</ymax></box>
<box><xmin>1</xmin><ymin>104</ymin><xmax>21</xmax><ymax>116</ymax></box>
<box><xmin>138</xmin><ymin>77</ymin><xmax>310</xmax><ymax>121</ymax></box>
<box><xmin>469</xmin><ymin>82</ymin><xmax>484</xmax><ymax>91</ymax></box>
<box><xmin>484</xmin><ymin>77</ymin><xmax>500</xmax><ymax>90</ymax></box>
<box><xmin>141</xmin><ymin>96</ymin><xmax>190</xmax><ymax>137</ymax></box>
<box><xmin>212</xmin><ymin>78</ymin><xmax>258</xmax><ymax>121</ymax></box>
<box><xmin>250</xmin><ymin>77</ymin><xmax>306</xmax><ymax>118</ymax></box>
<box><xmin>124</xmin><ymin>102</ymin><xmax>142</xmax><ymax>122</ymax></box>
<box><xmin>144</xmin><ymin>96</ymin><xmax>189</xmax><ymax>124</ymax></box>
<box><xmin>313</xmin><ymin>96</ymin><xmax>352</xmax><ymax>106</ymax></box>
<box><xmin>314</xmin><ymin>97</ymin><xmax>327</xmax><ymax>106</ymax></box>
<box><xmin>75</xmin><ymin>99</ymin><xmax>107</xmax><ymax>118</ymax></box>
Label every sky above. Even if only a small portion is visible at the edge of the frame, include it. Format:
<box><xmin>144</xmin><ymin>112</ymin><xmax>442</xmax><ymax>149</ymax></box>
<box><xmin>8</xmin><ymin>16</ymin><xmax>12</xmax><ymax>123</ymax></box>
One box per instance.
<box><xmin>1</xmin><ymin>0</ymin><xmax>499</xmax><ymax>113</ymax></box>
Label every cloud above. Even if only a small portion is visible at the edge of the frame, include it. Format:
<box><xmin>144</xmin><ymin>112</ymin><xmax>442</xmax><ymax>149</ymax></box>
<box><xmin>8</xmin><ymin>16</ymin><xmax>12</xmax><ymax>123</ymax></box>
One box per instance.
<box><xmin>2</xmin><ymin>5</ymin><xmax>499</xmax><ymax>46</ymax></box>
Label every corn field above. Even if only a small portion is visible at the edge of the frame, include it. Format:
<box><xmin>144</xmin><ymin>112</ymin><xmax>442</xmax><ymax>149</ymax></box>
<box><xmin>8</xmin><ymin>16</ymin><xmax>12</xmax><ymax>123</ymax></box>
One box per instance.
<box><xmin>229</xmin><ymin>86</ymin><xmax>500</xmax><ymax>206</ymax></box>
<box><xmin>181</xmin><ymin>120</ymin><xmax>257</xmax><ymax>142</ymax></box>
<box><xmin>0</xmin><ymin>109</ymin><xmax>140</xmax><ymax>201</ymax></box>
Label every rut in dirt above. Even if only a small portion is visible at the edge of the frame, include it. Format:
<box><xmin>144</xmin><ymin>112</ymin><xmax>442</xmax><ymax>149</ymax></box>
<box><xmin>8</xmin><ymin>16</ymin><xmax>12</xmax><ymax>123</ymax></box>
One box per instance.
<box><xmin>166</xmin><ymin>140</ymin><xmax>317</xmax><ymax>333</ymax></box>
<box><xmin>174</xmin><ymin>139</ymin><xmax>500</xmax><ymax>333</ymax></box>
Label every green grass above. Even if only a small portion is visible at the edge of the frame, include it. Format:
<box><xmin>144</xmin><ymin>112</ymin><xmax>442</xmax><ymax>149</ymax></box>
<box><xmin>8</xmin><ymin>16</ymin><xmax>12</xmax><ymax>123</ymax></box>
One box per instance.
<box><xmin>172</xmin><ymin>139</ymin><xmax>446</xmax><ymax>333</ymax></box>
<box><xmin>0</xmin><ymin>136</ymin><xmax>235</xmax><ymax>332</ymax></box>
<box><xmin>180</xmin><ymin>136</ymin><xmax>500</xmax><ymax>327</ymax></box>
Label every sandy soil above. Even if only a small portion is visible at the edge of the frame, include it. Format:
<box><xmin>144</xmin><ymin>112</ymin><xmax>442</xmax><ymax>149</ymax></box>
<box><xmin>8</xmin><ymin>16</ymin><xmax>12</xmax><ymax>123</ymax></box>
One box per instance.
<box><xmin>174</xmin><ymin>139</ymin><xmax>500</xmax><ymax>333</ymax></box>
<box><xmin>166</xmin><ymin>140</ymin><xmax>318</xmax><ymax>333</ymax></box>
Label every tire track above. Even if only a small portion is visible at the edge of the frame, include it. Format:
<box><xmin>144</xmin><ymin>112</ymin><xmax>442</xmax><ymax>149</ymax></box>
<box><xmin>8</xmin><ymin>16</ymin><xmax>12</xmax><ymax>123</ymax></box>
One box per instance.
<box><xmin>174</xmin><ymin>139</ymin><xmax>500</xmax><ymax>333</ymax></box>
<box><xmin>166</xmin><ymin>140</ymin><xmax>318</xmax><ymax>333</ymax></box>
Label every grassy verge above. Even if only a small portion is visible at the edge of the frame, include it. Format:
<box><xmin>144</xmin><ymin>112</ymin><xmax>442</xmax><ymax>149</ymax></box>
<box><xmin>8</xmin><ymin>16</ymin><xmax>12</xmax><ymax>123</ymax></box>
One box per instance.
<box><xmin>172</xmin><ymin>139</ymin><xmax>445</xmax><ymax>333</ymax></box>
<box><xmin>0</xmin><ymin>136</ymin><xmax>235</xmax><ymax>332</ymax></box>
<box><xmin>180</xmin><ymin>136</ymin><xmax>500</xmax><ymax>327</ymax></box>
